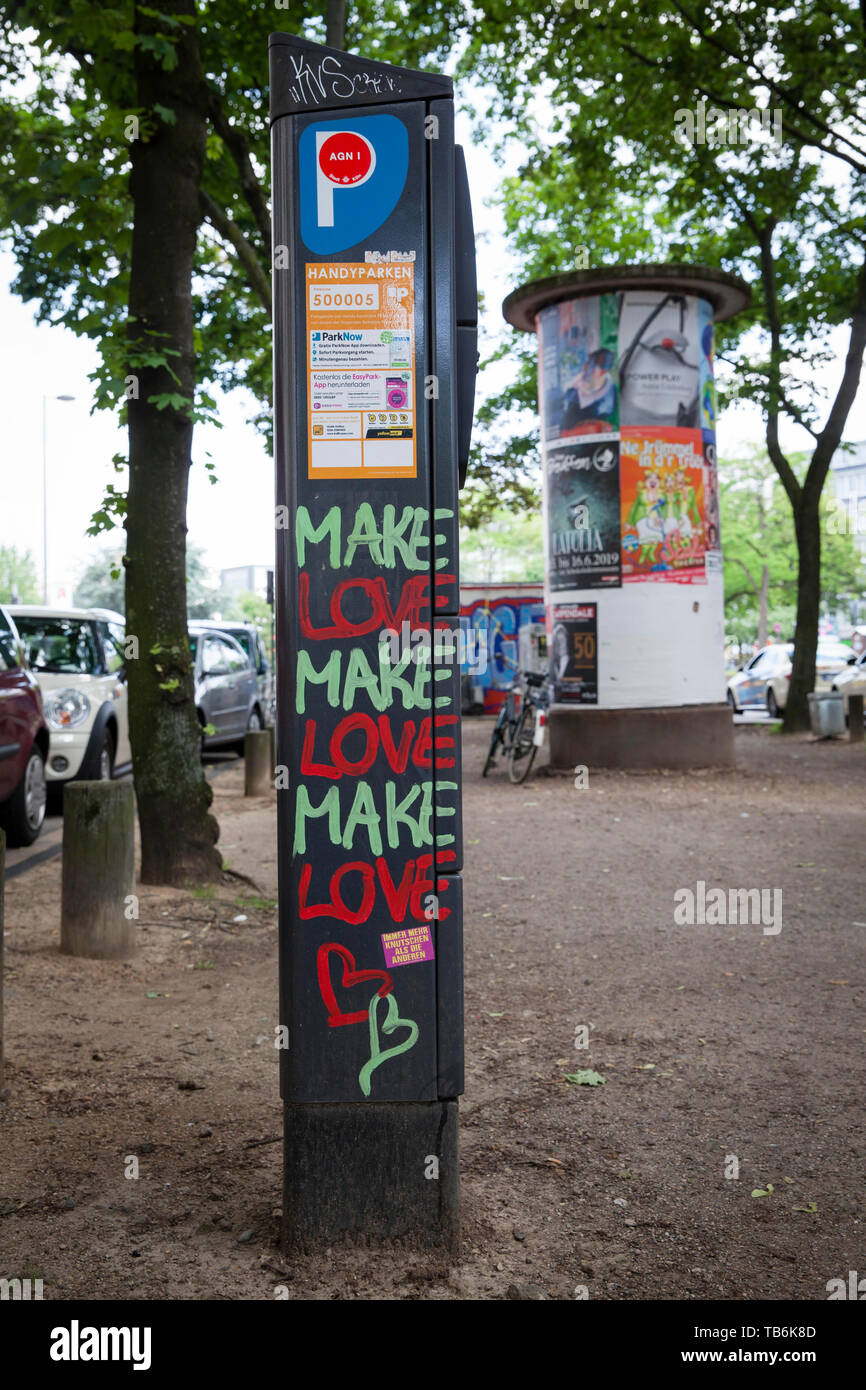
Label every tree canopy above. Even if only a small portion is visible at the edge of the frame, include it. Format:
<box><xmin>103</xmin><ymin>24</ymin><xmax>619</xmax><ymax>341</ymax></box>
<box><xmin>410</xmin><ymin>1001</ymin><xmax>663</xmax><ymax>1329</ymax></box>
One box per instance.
<box><xmin>453</xmin><ymin>0</ymin><xmax>866</xmax><ymax>727</ymax></box>
<box><xmin>721</xmin><ymin>448</ymin><xmax>866</xmax><ymax>643</ymax></box>
<box><xmin>0</xmin><ymin>544</ymin><xmax>40</xmax><ymax>603</ymax></box>
<box><xmin>73</xmin><ymin>542</ymin><xmax>228</xmax><ymax>617</ymax></box>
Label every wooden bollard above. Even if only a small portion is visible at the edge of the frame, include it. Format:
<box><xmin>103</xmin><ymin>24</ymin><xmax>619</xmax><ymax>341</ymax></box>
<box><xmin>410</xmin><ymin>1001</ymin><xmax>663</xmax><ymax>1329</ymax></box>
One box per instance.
<box><xmin>61</xmin><ymin>782</ymin><xmax>136</xmax><ymax>959</ymax></box>
<box><xmin>1</xmin><ymin>828</ymin><xmax>5</xmax><ymax>1090</ymax></box>
<box><xmin>244</xmin><ymin>729</ymin><xmax>273</xmax><ymax>797</ymax></box>
<box><xmin>850</xmin><ymin>694</ymin><xmax>864</xmax><ymax>744</ymax></box>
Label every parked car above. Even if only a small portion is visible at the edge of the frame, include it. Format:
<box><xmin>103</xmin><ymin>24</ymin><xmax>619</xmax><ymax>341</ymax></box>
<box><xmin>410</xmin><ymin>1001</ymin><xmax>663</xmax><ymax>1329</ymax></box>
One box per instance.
<box><xmin>0</xmin><ymin>605</ymin><xmax>49</xmax><ymax>845</ymax></box>
<box><xmin>831</xmin><ymin>649</ymin><xmax>866</xmax><ymax>714</ymax></box>
<box><xmin>727</xmin><ymin>639</ymin><xmax>853</xmax><ymax>715</ymax></box>
<box><xmin>8</xmin><ymin>606</ymin><xmax>130</xmax><ymax>785</ymax></box>
<box><xmin>189</xmin><ymin>623</ymin><xmax>263</xmax><ymax>752</ymax></box>
<box><xmin>191</xmin><ymin>619</ymin><xmax>274</xmax><ymax>725</ymax></box>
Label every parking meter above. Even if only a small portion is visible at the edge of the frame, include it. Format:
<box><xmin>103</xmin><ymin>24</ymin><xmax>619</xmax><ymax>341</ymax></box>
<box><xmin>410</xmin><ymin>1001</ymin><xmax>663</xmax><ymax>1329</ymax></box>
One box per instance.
<box><xmin>269</xmin><ymin>32</ymin><xmax>476</xmax><ymax>1249</ymax></box>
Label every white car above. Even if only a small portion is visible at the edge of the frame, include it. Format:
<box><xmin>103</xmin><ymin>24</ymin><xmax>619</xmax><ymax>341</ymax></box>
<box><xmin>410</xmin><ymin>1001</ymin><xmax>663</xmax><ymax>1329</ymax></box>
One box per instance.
<box><xmin>727</xmin><ymin>639</ymin><xmax>853</xmax><ymax>716</ymax></box>
<box><xmin>8</xmin><ymin>607</ymin><xmax>130</xmax><ymax>784</ymax></box>
<box><xmin>831</xmin><ymin>649</ymin><xmax>866</xmax><ymax>714</ymax></box>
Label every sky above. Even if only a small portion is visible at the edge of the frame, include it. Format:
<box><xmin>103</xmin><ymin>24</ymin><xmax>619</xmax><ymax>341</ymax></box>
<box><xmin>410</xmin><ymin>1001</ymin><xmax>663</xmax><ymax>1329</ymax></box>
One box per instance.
<box><xmin>1</xmin><ymin>98</ymin><xmax>864</xmax><ymax>605</ymax></box>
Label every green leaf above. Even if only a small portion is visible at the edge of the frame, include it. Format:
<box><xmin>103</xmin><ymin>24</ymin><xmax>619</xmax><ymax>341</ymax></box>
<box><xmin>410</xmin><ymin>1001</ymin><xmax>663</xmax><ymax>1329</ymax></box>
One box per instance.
<box><xmin>564</xmin><ymin>1070</ymin><xmax>606</xmax><ymax>1087</ymax></box>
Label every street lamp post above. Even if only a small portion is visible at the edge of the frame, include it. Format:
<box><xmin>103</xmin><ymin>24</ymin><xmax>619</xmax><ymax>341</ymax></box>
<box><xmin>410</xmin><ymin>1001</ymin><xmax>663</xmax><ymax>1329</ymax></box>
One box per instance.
<box><xmin>42</xmin><ymin>394</ymin><xmax>75</xmax><ymax>603</ymax></box>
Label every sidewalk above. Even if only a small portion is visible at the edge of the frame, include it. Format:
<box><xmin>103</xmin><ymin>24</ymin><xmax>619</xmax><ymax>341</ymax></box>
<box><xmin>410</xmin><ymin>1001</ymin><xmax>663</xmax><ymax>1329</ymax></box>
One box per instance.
<box><xmin>0</xmin><ymin>724</ymin><xmax>863</xmax><ymax>1299</ymax></box>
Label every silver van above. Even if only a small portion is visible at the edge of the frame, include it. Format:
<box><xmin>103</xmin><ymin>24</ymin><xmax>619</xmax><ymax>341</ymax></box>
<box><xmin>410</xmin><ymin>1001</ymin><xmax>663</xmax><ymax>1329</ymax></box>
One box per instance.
<box><xmin>190</xmin><ymin>619</ymin><xmax>274</xmax><ymax>726</ymax></box>
<box><xmin>189</xmin><ymin>624</ymin><xmax>263</xmax><ymax>751</ymax></box>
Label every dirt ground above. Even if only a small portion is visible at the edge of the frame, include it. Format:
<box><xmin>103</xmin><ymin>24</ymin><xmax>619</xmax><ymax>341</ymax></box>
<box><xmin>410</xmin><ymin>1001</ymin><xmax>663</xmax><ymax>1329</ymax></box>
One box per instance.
<box><xmin>1</xmin><ymin>721</ymin><xmax>863</xmax><ymax>1301</ymax></box>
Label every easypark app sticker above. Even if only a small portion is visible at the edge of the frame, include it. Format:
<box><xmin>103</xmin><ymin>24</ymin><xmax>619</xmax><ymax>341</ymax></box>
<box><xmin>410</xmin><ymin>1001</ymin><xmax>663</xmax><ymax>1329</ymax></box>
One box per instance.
<box><xmin>305</xmin><ymin>262</ymin><xmax>417</xmax><ymax>479</ymax></box>
<box><xmin>299</xmin><ymin>114</ymin><xmax>408</xmax><ymax>254</ymax></box>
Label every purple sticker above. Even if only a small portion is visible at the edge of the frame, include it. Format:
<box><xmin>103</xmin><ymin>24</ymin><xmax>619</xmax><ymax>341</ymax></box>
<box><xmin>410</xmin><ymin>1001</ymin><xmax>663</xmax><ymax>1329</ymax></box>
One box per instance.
<box><xmin>381</xmin><ymin>925</ymin><xmax>435</xmax><ymax>968</ymax></box>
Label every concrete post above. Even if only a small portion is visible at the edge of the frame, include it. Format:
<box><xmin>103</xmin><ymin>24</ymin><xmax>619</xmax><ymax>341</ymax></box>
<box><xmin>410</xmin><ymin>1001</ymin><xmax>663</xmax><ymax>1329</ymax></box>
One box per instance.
<box><xmin>849</xmin><ymin>694</ymin><xmax>864</xmax><ymax>744</ymax></box>
<box><xmin>244</xmin><ymin>730</ymin><xmax>273</xmax><ymax>796</ymax></box>
<box><xmin>61</xmin><ymin>781</ymin><xmax>136</xmax><ymax>959</ymax></box>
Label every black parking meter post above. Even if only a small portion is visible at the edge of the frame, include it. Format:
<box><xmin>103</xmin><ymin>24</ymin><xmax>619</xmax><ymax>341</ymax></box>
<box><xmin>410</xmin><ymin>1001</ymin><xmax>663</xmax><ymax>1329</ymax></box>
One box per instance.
<box><xmin>270</xmin><ymin>33</ymin><xmax>476</xmax><ymax>1251</ymax></box>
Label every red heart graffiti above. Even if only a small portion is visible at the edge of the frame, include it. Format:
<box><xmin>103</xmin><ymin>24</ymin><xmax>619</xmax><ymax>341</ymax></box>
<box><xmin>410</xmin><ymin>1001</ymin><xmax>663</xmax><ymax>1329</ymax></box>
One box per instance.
<box><xmin>317</xmin><ymin>942</ymin><xmax>394</xmax><ymax>1028</ymax></box>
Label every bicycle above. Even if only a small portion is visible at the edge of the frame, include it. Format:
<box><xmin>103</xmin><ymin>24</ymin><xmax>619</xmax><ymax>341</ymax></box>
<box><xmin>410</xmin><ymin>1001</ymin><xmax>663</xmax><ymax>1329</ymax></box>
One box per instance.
<box><xmin>482</xmin><ymin>669</ymin><xmax>548</xmax><ymax>784</ymax></box>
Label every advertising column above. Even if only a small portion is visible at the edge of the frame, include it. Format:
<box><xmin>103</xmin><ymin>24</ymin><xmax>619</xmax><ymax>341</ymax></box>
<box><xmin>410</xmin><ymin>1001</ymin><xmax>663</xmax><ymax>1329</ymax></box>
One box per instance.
<box><xmin>505</xmin><ymin>266</ymin><xmax>749</xmax><ymax>767</ymax></box>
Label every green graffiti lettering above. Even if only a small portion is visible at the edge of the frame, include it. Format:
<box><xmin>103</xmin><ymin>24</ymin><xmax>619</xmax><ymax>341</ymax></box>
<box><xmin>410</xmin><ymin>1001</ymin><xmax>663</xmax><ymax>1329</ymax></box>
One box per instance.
<box><xmin>343</xmin><ymin>502</ymin><xmax>385</xmax><ymax>567</ymax></box>
<box><xmin>296</xmin><ymin>504</ymin><xmax>341</xmax><ymax>568</ymax></box>
<box><xmin>385</xmin><ymin>780</ymin><xmax>433</xmax><ymax>850</ymax></box>
<box><xmin>380</xmin><ymin>504</ymin><xmax>420</xmax><ymax>568</ymax></box>
<box><xmin>342</xmin><ymin>781</ymin><xmax>383</xmax><ymax>856</ymax></box>
<box><xmin>433</xmin><ymin>508</ymin><xmax>454</xmax><ymax>570</ymax></box>
<box><xmin>296</xmin><ymin>648</ymin><xmax>341</xmax><ymax>713</ymax></box>
<box><xmin>378</xmin><ymin>648</ymin><xmax>421</xmax><ymax>710</ymax></box>
<box><xmin>343</xmin><ymin>648</ymin><xmax>387</xmax><ymax>711</ymax></box>
<box><xmin>436</xmin><ymin>781</ymin><xmax>458</xmax><ymax>814</ymax></box>
<box><xmin>358</xmin><ymin>990</ymin><xmax>419</xmax><ymax>1097</ymax></box>
<box><xmin>293</xmin><ymin>784</ymin><xmax>341</xmax><ymax>855</ymax></box>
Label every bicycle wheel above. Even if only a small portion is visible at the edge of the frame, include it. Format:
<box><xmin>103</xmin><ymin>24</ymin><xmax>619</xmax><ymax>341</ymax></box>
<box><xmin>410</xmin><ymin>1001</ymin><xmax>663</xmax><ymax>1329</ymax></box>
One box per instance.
<box><xmin>508</xmin><ymin>700</ymin><xmax>538</xmax><ymax>784</ymax></box>
<box><xmin>482</xmin><ymin>711</ymin><xmax>506</xmax><ymax>776</ymax></box>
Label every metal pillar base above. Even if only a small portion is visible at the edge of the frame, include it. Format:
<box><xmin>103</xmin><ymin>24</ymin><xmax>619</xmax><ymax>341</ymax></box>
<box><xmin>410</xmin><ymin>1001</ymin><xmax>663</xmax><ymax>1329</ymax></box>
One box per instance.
<box><xmin>282</xmin><ymin>1100</ymin><xmax>459</xmax><ymax>1254</ymax></box>
<box><xmin>549</xmin><ymin>702</ymin><xmax>736</xmax><ymax>770</ymax></box>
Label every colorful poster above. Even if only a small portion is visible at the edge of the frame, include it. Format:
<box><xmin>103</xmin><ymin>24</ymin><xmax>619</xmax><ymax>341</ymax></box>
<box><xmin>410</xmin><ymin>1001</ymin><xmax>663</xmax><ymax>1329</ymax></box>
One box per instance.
<box><xmin>697</xmin><ymin>297</ymin><xmax>718</xmax><ymax>433</ymax></box>
<box><xmin>550</xmin><ymin>602</ymin><xmax>598</xmax><ymax>703</ymax></box>
<box><xmin>703</xmin><ymin>431</ymin><xmax>722</xmax><ymax>572</ymax></box>
<box><xmin>538</xmin><ymin>294</ymin><xmax>619</xmax><ymax>441</ymax></box>
<box><xmin>620</xmin><ymin>427</ymin><xmax>707</xmax><ymax>584</ymax></box>
<box><xmin>546</xmin><ymin>435</ymin><xmax>622</xmax><ymax>591</ymax></box>
<box><xmin>306</xmin><ymin>261</ymin><xmax>416</xmax><ymax>479</ymax></box>
<box><xmin>618</xmin><ymin>291</ymin><xmax>701</xmax><ymax>430</ymax></box>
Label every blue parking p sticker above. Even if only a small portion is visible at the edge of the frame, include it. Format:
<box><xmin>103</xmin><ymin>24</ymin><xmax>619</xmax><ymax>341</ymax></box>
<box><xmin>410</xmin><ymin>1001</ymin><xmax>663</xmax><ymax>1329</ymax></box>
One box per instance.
<box><xmin>299</xmin><ymin>114</ymin><xmax>409</xmax><ymax>254</ymax></box>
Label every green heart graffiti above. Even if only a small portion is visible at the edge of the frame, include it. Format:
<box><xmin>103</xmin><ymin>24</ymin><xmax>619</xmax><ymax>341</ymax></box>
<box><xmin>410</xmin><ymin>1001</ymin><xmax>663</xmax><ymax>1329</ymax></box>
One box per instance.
<box><xmin>358</xmin><ymin>989</ymin><xmax>419</xmax><ymax>1097</ymax></box>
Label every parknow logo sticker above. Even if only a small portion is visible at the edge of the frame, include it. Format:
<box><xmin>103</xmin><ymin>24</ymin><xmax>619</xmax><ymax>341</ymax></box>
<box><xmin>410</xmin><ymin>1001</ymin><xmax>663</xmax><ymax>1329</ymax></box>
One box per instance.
<box><xmin>300</xmin><ymin>115</ymin><xmax>408</xmax><ymax>254</ymax></box>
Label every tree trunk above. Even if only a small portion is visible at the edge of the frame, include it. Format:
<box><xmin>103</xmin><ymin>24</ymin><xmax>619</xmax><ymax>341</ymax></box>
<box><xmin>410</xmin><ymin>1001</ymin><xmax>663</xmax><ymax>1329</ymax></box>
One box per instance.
<box><xmin>757</xmin><ymin>563</ymin><xmax>769</xmax><ymax>648</ymax></box>
<box><xmin>783</xmin><ymin>493</ymin><xmax>822</xmax><ymax>732</ymax></box>
<box><xmin>326</xmin><ymin>0</ymin><xmax>347</xmax><ymax>49</ymax></box>
<box><xmin>125</xmin><ymin>1</ymin><xmax>221</xmax><ymax>884</ymax></box>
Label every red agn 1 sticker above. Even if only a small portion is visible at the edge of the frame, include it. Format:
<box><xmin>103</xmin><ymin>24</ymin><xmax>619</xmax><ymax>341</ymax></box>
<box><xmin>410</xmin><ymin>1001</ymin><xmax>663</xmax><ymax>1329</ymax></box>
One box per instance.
<box><xmin>318</xmin><ymin>132</ymin><xmax>373</xmax><ymax>186</ymax></box>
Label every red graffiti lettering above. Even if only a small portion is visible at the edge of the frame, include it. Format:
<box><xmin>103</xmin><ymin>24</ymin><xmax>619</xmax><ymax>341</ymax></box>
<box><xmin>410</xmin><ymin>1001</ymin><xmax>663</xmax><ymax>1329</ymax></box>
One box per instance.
<box><xmin>317</xmin><ymin>942</ymin><xmax>393</xmax><ymax>1027</ymax></box>
<box><xmin>300</xmin><ymin>713</ymin><xmax>458</xmax><ymax>778</ymax></box>
<box><xmin>300</xmin><ymin>853</ymin><xmax>456</xmax><ymax>925</ymax></box>
<box><xmin>329</xmin><ymin>712</ymin><xmax>378</xmax><ymax>776</ymax></box>
<box><xmin>299</xmin><ymin>861</ymin><xmax>376</xmax><ymax>924</ymax></box>
<box><xmin>298</xmin><ymin>571</ymin><xmax>456</xmax><ymax>639</ymax></box>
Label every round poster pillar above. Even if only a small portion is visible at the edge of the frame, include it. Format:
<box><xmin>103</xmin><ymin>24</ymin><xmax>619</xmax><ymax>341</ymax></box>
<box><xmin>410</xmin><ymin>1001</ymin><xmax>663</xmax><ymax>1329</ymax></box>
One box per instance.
<box><xmin>504</xmin><ymin>265</ymin><xmax>750</xmax><ymax>770</ymax></box>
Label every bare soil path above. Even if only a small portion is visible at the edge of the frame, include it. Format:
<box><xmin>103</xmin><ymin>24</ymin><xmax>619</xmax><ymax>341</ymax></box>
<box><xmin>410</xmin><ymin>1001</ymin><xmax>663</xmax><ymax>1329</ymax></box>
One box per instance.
<box><xmin>1</xmin><ymin>723</ymin><xmax>863</xmax><ymax>1300</ymax></box>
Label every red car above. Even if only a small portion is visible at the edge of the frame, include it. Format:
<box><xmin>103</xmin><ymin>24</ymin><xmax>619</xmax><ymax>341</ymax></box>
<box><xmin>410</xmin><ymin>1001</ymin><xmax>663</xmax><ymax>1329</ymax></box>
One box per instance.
<box><xmin>0</xmin><ymin>604</ymin><xmax>48</xmax><ymax>846</ymax></box>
